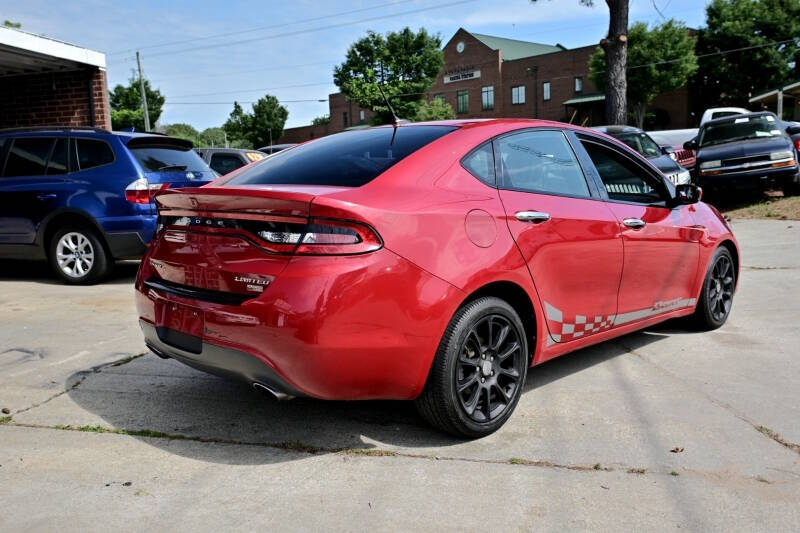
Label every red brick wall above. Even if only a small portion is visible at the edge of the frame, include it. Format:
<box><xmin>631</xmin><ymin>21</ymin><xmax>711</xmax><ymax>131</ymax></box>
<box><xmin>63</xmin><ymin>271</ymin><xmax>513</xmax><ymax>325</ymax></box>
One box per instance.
<box><xmin>0</xmin><ymin>68</ymin><xmax>110</xmax><ymax>130</ymax></box>
<box><xmin>279</xmin><ymin>123</ymin><xmax>331</xmax><ymax>144</ymax></box>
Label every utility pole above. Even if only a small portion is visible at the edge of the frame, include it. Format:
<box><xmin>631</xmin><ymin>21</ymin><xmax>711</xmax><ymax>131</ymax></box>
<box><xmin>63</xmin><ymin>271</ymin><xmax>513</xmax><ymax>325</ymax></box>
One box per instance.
<box><xmin>268</xmin><ymin>127</ymin><xmax>272</xmax><ymax>147</ymax></box>
<box><xmin>136</xmin><ymin>51</ymin><xmax>151</xmax><ymax>132</ymax></box>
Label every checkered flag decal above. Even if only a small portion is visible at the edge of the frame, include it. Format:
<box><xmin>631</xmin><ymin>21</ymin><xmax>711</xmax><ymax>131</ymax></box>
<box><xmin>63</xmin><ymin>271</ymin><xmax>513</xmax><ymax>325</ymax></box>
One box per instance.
<box><xmin>545</xmin><ymin>302</ymin><xmax>615</xmax><ymax>342</ymax></box>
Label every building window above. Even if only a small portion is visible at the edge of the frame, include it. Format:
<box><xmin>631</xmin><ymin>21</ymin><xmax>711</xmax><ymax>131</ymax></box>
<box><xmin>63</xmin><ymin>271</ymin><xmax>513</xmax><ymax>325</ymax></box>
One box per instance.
<box><xmin>457</xmin><ymin>90</ymin><xmax>469</xmax><ymax>113</ymax></box>
<box><xmin>343</xmin><ymin>111</ymin><xmax>348</xmax><ymax>127</ymax></box>
<box><xmin>434</xmin><ymin>93</ymin><xmax>445</xmax><ymax>102</ymax></box>
<box><xmin>359</xmin><ymin>110</ymin><xmax>365</xmax><ymax>123</ymax></box>
<box><xmin>542</xmin><ymin>82</ymin><xmax>551</xmax><ymax>102</ymax></box>
<box><xmin>511</xmin><ymin>85</ymin><xmax>526</xmax><ymax>105</ymax></box>
<box><xmin>574</xmin><ymin>77</ymin><xmax>583</xmax><ymax>93</ymax></box>
<box><xmin>481</xmin><ymin>86</ymin><xmax>494</xmax><ymax>111</ymax></box>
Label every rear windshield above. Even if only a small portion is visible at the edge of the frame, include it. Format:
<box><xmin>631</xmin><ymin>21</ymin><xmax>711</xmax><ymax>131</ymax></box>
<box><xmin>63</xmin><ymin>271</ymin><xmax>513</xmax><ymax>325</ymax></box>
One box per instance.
<box><xmin>227</xmin><ymin>125</ymin><xmax>456</xmax><ymax>187</ymax></box>
<box><xmin>130</xmin><ymin>145</ymin><xmax>209</xmax><ymax>172</ymax></box>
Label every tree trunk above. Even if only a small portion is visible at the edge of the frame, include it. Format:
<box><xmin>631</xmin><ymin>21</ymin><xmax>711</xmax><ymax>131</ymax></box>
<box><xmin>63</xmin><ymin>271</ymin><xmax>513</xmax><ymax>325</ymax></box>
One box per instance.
<box><xmin>601</xmin><ymin>0</ymin><xmax>629</xmax><ymax>125</ymax></box>
<box><xmin>634</xmin><ymin>102</ymin><xmax>646</xmax><ymax>129</ymax></box>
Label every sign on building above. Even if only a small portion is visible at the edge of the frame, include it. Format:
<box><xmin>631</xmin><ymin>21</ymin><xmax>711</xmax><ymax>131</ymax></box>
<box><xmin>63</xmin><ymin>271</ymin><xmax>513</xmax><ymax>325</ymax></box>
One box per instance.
<box><xmin>444</xmin><ymin>69</ymin><xmax>481</xmax><ymax>84</ymax></box>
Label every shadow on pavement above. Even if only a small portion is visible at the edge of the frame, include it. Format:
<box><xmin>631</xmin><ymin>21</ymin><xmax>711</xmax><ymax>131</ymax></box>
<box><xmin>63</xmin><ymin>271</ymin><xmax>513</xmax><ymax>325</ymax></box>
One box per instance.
<box><xmin>65</xmin><ymin>324</ymin><xmax>668</xmax><ymax>465</ymax></box>
<box><xmin>0</xmin><ymin>259</ymin><xmax>139</xmax><ymax>285</ymax></box>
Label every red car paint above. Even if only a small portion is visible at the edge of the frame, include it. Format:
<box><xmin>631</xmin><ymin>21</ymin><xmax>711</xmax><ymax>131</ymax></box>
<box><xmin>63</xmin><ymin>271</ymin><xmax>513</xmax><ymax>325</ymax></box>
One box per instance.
<box><xmin>135</xmin><ymin>119</ymin><xmax>739</xmax><ymax>400</ymax></box>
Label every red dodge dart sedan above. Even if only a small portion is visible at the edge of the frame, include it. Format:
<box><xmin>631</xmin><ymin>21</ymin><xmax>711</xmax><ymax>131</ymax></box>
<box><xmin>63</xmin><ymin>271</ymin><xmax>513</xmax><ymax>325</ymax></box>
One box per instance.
<box><xmin>135</xmin><ymin>119</ymin><xmax>739</xmax><ymax>437</ymax></box>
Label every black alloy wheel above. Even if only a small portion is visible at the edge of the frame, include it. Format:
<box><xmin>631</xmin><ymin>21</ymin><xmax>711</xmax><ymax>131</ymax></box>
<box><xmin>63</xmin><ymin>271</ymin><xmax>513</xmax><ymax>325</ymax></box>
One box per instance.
<box><xmin>692</xmin><ymin>247</ymin><xmax>736</xmax><ymax>330</ymax></box>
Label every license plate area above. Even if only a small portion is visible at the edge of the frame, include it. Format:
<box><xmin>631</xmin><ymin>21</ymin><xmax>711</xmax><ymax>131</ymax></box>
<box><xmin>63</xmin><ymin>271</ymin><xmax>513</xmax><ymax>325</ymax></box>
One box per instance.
<box><xmin>155</xmin><ymin>301</ymin><xmax>204</xmax><ymax>354</ymax></box>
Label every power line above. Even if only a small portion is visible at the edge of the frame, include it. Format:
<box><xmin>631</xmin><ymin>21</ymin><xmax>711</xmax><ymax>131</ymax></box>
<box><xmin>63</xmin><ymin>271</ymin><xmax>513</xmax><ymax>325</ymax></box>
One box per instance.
<box><xmin>165</xmin><ymin>99</ymin><xmax>328</xmax><ymax>105</ymax></box>
<box><xmin>108</xmin><ymin>0</ymin><xmax>414</xmax><ymax>56</ymax></box>
<box><xmin>167</xmin><ymin>81</ymin><xmax>334</xmax><ymax>99</ymax></box>
<box><xmin>149</xmin><ymin>60</ymin><xmax>335</xmax><ymax>84</ymax></box>
<box><xmin>115</xmin><ymin>0</ymin><xmax>479</xmax><ymax>61</ymax></box>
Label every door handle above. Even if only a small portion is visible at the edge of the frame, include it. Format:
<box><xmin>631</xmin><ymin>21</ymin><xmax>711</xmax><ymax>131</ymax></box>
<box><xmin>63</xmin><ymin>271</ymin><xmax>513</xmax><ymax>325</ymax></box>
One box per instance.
<box><xmin>622</xmin><ymin>218</ymin><xmax>646</xmax><ymax>229</ymax></box>
<box><xmin>515</xmin><ymin>211</ymin><xmax>550</xmax><ymax>223</ymax></box>
<box><xmin>36</xmin><ymin>193</ymin><xmax>57</xmax><ymax>201</ymax></box>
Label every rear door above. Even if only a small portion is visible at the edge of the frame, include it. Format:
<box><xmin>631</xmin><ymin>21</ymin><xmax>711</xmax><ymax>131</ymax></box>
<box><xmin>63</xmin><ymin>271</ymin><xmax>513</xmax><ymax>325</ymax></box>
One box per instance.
<box><xmin>574</xmin><ymin>134</ymin><xmax>701</xmax><ymax>322</ymax></box>
<box><xmin>0</xmin><ymin>136</ymin><xmax>69</xmax><ymax>244</ymax></box>
<box><xmin>494</xmin><ymin>129</ymin><xmax>623</xmax><ymax>343</ymax></box>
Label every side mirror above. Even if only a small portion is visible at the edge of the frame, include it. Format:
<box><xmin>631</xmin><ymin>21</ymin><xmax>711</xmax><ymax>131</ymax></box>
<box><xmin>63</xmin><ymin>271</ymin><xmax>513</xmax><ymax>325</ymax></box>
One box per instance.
<box><xmin>785</xmin><ymin>124</ymin><xmax>800</xmax><ymax>136</ymax></box>
<box><xmin>683</xmin><ymin>138</ymin><xmax>698</xmax><ymax>151</ymax></box>
<box><xmin>661</xmin><ymin>145</ymin><xmax>675</xmax><ymax>155</ymax></box>
<box><xmin>674</xmin><ymin>183</ymin><xmax>702</xmax><ymax>205</ymax></box>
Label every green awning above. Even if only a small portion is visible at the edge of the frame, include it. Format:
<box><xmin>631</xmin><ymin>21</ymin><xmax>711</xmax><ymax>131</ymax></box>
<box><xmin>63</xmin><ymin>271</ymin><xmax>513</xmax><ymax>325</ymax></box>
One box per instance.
<box><xmin>563</xmin><ymin>94</ymin><xmax>605</xmax><ymax>106</ymax></box>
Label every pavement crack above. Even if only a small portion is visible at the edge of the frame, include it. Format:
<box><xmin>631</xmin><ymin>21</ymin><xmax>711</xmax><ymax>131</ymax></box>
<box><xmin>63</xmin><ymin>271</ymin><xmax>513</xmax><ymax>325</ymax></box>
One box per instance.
<box><xmin>11</xmin><ymin>352</ymin><xmax>147</xmax><ymax>416</ymax></box>
<box><xmin>741</xmin><ymin>265</ymin><xmax>798</xmax><ymax>270</ymax></box>
<box><xmin>617</xmin><ymin>340</ymin><xmax>800</xmax><ymax>458</ymax></box>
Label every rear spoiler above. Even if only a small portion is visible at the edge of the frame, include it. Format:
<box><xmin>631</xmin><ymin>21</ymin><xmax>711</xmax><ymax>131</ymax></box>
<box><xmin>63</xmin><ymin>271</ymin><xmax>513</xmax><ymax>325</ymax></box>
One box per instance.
<box><xmin>125</xmin><ymin>136</ymin><xmax>194</xmax><ymax>150</ymax></box>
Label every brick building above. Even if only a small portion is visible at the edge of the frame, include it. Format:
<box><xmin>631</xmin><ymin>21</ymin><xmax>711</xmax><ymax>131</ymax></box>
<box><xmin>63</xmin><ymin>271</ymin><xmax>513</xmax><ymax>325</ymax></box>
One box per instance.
<box><xmin>0</xmin><ymin>27</ymin><xmax>110</xmax><ymax>130</ymax></box>
<box><xmin>280</xmin><ymin>28</ymin><xmax>692</xmax><ymax>143</ymax></box>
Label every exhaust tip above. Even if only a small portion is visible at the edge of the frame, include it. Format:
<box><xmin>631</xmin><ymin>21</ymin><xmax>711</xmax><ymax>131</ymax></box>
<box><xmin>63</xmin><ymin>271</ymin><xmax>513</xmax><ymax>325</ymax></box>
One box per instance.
<box><xmin>252</xmin><ymin>382</ymin><xmax>294</xmax><ymax>401</ymax></box>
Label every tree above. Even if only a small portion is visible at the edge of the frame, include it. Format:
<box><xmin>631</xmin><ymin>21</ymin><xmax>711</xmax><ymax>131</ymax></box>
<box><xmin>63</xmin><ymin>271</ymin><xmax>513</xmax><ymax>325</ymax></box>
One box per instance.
<box><xmin>199</xmin><ymin>127</ymin><xmax>227</xmax><ymax>147</ymax></box>
<box><xmin>109</xmin><ymin>77</ymin><xmax>165</xmax><ymax>128</ymax></box>
<box><xmin>4</xmin><ymin>20</ymin><xmax>21</xmax><ymax>28</ymax></box>
<box><xmin>533</xmin><ymin>0</ymin><xmax>629</xmax><ymax>124</ymax></box>
<box><xmin>590</xmin><ymin>20</ymin><xmax>697</xmax><ymax>127</ymax></box>
<box><xmin>694</xmin><ymin>0</ymin><xmax>800</xmax><ymax>114</ymax></box>
<box><xmin>311</xmin><ymin>114</ymin><xmax>330</xmax><ymax>125</ymax></box>
<box><xmin>223</xmin><ymin>95</ymin><xmax>288</xmax><ymax>148</ymax></box>
<box><xmin>110</xmin><ymin>108</ymin><xmax>145</xmax><ymax>131</ymax></box>
<box><xmin>414</xmin><ymin>98</ymin><xmax>456</xmax><ymax>121</ymax></box>
<box><xmin>334</xmin><ymin>27</ymin><xmax>444</xmax><ymax>124</ymax></box>
<box><xmin>164</xmin><ymin>123</ymin><xmax>200</xmax><ymax>144</ymax></box>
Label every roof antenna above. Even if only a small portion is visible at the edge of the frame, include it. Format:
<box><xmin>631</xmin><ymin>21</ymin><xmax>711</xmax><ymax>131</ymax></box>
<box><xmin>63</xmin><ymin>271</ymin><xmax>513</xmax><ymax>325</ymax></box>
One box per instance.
<box><xmin>377</xmin><ymin>82</ymin><xmax>402</xmax><ymax>128</ymax></box>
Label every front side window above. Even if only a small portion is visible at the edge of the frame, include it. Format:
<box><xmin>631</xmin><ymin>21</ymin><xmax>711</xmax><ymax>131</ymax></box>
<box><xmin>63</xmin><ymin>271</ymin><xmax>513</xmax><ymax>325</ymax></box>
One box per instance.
<box><xmin>481</xmin><ymin>86</ymin><xmax>494</xmax><ymax>111</ymax></box>
<box><xmin>227</xmin><ymin>125</ymin><xmax>456</xmax><ymax>188</ymax></box>
<box><xmin>76</xmin><ymin>139</ymin><xmax>115</xmax><ymax>171</ymax></box>
<box><xmin>543</xmin><ymin>82</ymin><xmax>551</xmax><ymax>101</ymax></box>
<box><xmin>613</xmin><ymin>132</ymin><xmax>663</xmax><ymax>159</ymax></box>
<box><xmin>580</xmin><ymin>140</ymin><xmax>665</xmax><ymax>204</ymax></box>
<box><xmin>457</xmin><ymin>90</ymin><xmax>469</xmax><ymax>114</ymax></box>
<box><xmin>461</xmin><ymin>142</ymin><xmax>495</xmax><ymax>186</ymax></box>
<box><xmin>209</xmin><ymin>154</ymin><xmax>245</xmax><ymax>175</ymax></box>
<box><xmin>495</xmin><ymin>130</ymin><xmax>590</xmax><ymax>197</ymax></box>
<box><xmin>512</xmin><ymin>85</ymin><xmax>526</xmax><ymax>105</ymax></box>
<box><xmin>4</xmin><ymin>137</ymin><xmax>53</xmax><ymax>177</ymax></box>
<box><xmin>574</xmin><ymin>77</ymin><xmax>583</xmax><ymax>93</ymax></box>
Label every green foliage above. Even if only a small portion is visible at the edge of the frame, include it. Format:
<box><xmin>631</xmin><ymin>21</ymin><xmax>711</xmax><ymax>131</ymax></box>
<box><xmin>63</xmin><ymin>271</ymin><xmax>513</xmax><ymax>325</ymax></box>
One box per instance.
<box><xmin>164</xmin><ymin>123</ymin><xmax>200</xmax><ymax>143</ymax></box>
<box><xmin>311</xmin><ymin>114</ymin><xmax>331</xmax><ymax>125</ymax></box>
<box><xmin>695</xmin><ymin>0</ymin><xmax>800</xmax><ymax>111</ymax></box>
<box><xmin>334</xmin><ymin>27</ymin><xmax>444</xmax><ymax>124</ymax></box>
<box><xmin>111</xmin><ymin>108</ymin><xmax>145</xmax><ymax>131</ymax></box>
<box><xmin>223</xmin><ymin>96</ymin><xmax>288</xmax><ymax>149</ymax></box>
<box><xmin>109</xmin><ymin>77</ymin><xmax>165</xmax><ymax>129</ymax></box>
<box><xmin>4</xmin><ymin>20</ymin><xmax>21</xmax><ymax>28</ymax></box>
<box><xmin>414</xmin><ymin>98</ymin><xmax>456</xmax><ymax>121</ymax></box>
<box><xmin>199</xmin><ymin>127</ymin><xmax>226</xmax><ymax>147</ymax></box>
<box><xmin>590</xmin><ymin>20</ymin><xmax>697</xmax><ymax>127</ymax></box>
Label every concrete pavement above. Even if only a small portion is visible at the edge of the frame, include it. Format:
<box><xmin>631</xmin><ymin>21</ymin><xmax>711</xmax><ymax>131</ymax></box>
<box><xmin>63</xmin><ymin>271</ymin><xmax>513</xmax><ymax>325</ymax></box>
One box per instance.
<box><xmin>1</xmin><ymin>219</ymin><xmax>798</xmax><ymax>531</ymax></box>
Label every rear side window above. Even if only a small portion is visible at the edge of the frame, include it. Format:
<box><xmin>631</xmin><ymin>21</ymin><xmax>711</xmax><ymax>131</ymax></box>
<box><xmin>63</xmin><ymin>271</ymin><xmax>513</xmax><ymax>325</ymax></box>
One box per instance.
<box><xmin>47</xmin><ymin>138</ymin><xmax>69</xmax><ymax>175</ymax></box>
<box><xmin>4</xmin><ymin>138</ymin><xmax>53</xmax><ymax>177</ymax></box>
<box><xmin>495</xmin><ymin>130</ymin><xmax>590</xmax><ymax>197</ymax></box>
<box><xmin>76</xmin><ymin>139</ymin><xmax>114</xmax><ymax>171</ymax></box>
<box><xmin>462</xmin><ymin>142</ymin><xmax>495</xmax><ymax>186</ymax></box>
<box><xmin>130</xmin><ymin>145</ymin><xmax>208</xmax><ymax>172</ymax></box>
<box><xmin>228</xmin><ymin>125</ymin><xmax>456</xmax><ymax>187</ymax></box>
<box><xmin>209</xmin><ymin>153</ymin><xmax>245</xmax><ymax>175</ymax></box>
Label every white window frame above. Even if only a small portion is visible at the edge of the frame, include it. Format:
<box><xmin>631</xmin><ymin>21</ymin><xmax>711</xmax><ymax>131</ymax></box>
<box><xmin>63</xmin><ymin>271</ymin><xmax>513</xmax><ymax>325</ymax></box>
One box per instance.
<box><xmin>543</xmin><ymin>82</ymin><xmax>551</xmax><ymax>102</ymax></box>
<box><xmin>512</xmin><ymin>85</ymin><xmax>526</xmax><ymax>105</ymax></box>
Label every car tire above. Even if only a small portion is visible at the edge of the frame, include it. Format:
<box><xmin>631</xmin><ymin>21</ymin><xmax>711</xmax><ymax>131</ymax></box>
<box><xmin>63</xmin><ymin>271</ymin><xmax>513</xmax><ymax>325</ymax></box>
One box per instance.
<box><xmin>782</xmin><ymin>172</ymin><xmax>800</xmax><ymax>197</ymax></box>
<box><xmin>415</xmin><ymin>297</ymin><xmax>528</xmax><ymax>438</ymax></box>
<box><xmin>48</xmin><ymin>226</ymin><xmax>111</xmax><ymax>284</ymax></box>
<box><xmin>691</xmin><ymin>247</ymin><xmax>736</xmax><ymax>330</ymax></box>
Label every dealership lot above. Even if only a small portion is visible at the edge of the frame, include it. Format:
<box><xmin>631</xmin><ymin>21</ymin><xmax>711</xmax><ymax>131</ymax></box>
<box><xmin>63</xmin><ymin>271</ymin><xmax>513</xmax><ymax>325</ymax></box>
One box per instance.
<box><xmin>1</xmin><ymin>219</ymin><xmax>799</xmax><ymax>531</ymax></box>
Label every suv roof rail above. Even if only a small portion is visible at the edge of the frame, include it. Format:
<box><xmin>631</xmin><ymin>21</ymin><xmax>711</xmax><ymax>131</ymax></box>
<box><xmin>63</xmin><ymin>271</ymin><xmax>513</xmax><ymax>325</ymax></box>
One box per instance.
<box><xmin>0</xmin><ymin>125</ymin><xmax>111</xmax><ymax>134</ymax></box>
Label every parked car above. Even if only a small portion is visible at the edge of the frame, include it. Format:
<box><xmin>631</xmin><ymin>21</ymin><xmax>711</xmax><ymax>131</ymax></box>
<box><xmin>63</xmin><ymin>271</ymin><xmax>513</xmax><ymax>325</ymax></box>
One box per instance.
<box><xmin>593</xmin><ymin>125</ymin><xmax>691</xmax><ymax>184</ymax></box>
<box><xmin>196</xmin><ymin>147</ymin><xmax>265</xmax><ymax>175</ymax></box>
<box><xmin>647</xmin><ymin>128</ymin><xmax>698</xmax><ymax>170</ymax></box>
<box><xmin>137</xmin><ymin>119</ymin><xmax>739</xmax><ymax>438</ymax></box>
<box><xmin>257</xmin><ymin>143</ymin><xmax>296</xmax><ymax>155</ymax></box>
<box><xmin>0</xmin><ymin>126</ymin><xmax>215</xmax><ymax>284</ymax></box>
<box><xmin>686</xmin><ymin>111</ymin><xmax>800</xmax><ymax>195</ymax></box>
<box><xmin>700</xmin><ymin>107</ymin><xmax>750</xmax><ymax>125</ymax></box>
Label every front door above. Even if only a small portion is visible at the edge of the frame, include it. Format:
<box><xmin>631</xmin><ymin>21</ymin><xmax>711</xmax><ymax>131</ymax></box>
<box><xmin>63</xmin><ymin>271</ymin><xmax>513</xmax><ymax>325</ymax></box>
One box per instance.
<box><xmin>493</xmin><ymin>129</ymin><xmax>623</xmax><ymax>343</ymax></box>
<box><xmin>575</xmin><ymin>135</ymin><xmax>701</xmax><ymax>323</ymax></box>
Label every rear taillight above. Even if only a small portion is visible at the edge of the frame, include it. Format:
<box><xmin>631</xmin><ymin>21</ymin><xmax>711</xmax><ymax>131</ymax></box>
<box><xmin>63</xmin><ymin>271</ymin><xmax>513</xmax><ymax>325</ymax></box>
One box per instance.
<box><xmin>794</xmin><ymin>138</ymin><xmax>800</xmax><ymax>151</ymax></box>
<box><xmin>161</xmin><ymin>215</ymin><xmax>382</xmax><ymax>255</ymax></box>
<box><xmin>125</xmin><ymin>178</ymin><xmax>169</xmax><ymax>204</ymax></box>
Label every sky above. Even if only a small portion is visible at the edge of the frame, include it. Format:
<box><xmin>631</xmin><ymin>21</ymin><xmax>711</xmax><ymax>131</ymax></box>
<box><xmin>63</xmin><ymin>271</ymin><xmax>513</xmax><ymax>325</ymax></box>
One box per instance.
<box><xmin>4</xmin><ymin>0</ymin><xmax>711</xmax><ymax>130</ymax></box>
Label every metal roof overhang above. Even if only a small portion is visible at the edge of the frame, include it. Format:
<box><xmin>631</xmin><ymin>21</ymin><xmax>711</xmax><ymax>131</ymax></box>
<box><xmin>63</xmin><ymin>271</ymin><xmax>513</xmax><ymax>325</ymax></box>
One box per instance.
<box><xmin>0</xmin><ymin>27</ymin><xmax>105</xmax><ymax>77</ymax></box>
<box><xmin>563</xmin><ymin>94</ymin><xmax>605</xmax><ymax>106</ymax></box>
<box><xmin>749</xmin><ymin>81</ymin><xmax>800</xmax><ymax>104</ymax></box>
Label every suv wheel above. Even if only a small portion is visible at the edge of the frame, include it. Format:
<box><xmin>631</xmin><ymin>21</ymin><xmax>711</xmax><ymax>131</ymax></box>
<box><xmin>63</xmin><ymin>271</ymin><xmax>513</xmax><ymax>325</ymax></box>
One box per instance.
<box><xmin>415</xmin><ymin>297</ymin><xmax>528</xmax><ymax>438</ymax></box>
<box><xmin>49</xmin><ymin>226</ymin><xmax>110</xmax><ymax>284</ymax></box>
<box><xmin>782</xmin><ymin>172</ymin><xmax>800</xmax><ymax>197</ymax></box>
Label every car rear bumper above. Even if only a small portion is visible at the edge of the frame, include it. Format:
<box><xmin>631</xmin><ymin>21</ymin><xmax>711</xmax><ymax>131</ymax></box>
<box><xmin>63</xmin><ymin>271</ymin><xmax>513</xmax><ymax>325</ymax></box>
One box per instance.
<box><xmin>135</xmin><ymin>247</ymin><xmax>464</xmax><ymax>400</ymax></box>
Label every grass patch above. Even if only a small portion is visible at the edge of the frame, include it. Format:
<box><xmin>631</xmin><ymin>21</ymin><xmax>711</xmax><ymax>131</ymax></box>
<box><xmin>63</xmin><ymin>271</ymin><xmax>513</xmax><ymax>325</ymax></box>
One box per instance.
<box><xmin>0</xmin><ymin>415</ymin><xmax>12</xmax><ymax>425</ymax></box>
<box><xmin>342</xmin><ymin>448</ymin><xmax>399</xmax><ymax>457</ymax></box>
<box><xmin>670</xmin><ymin>471</ymin><xmax>680</xmax><ymax>476</ymax></box>
<box><xmin>271</xmin><ymin>440</ymin><xmax>327</xmax><ymax>454</ymax></box>
<box><xmin>627</xmin><ymin>467</ymin><xmax>647</xmax><ymax>474</ymax></box>
<box><xmin>53</xmin><ymin>424</ymin><xmax>187</xmax><ymax>440</ymax></box>
<box><xmin>721</xmin><ymin>193</ymin><xmax>800</xmax><ymax>220</ymax></box>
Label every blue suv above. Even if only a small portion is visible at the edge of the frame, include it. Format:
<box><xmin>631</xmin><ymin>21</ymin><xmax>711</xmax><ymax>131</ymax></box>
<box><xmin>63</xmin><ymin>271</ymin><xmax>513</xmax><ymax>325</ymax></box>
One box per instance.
<box><xmin>0</xmin><ymin>127</ymin><xmax>215</xmax><ymax>283</ymax></box>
